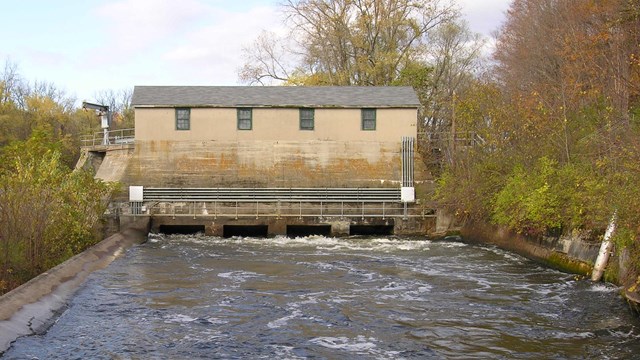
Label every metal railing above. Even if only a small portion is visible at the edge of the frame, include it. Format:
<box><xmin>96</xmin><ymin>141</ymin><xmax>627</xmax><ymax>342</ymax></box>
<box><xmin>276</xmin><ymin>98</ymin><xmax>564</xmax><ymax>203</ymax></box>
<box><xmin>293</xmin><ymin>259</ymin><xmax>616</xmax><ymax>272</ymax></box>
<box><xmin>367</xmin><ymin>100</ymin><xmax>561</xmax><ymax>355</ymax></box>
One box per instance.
<box><xmin>81</xmin><ymin>128</ymin><xmax>135</xmax><ymax>148</ymax></box>
<box><xmin>142</xmin><ymin>187</ymin><xmax>401</xmax><ymax>203</ymax></box>
<box><xmin>109</xmin><ymin>187</ymin><xmax>435</xmax><ymax>219</ymax></box>
<box><xmin>115</xmin><ymin>200</ymin><xmax>435</xmax><ymax>220</ymax></box>
<box><xmin>401</xmin><ymin>136</ymin><xmax>415</xmax><ymax>187</ymax></box>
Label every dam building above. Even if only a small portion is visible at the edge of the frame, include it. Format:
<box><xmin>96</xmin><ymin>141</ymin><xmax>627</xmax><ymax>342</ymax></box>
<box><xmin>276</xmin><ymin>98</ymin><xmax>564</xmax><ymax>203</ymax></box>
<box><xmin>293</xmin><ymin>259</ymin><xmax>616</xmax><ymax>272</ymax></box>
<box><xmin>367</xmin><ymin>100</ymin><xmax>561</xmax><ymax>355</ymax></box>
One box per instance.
<box><xmin>80</xmin><ymin>86</ymin><xmax>434</xmax><ymax>237</ymax></box>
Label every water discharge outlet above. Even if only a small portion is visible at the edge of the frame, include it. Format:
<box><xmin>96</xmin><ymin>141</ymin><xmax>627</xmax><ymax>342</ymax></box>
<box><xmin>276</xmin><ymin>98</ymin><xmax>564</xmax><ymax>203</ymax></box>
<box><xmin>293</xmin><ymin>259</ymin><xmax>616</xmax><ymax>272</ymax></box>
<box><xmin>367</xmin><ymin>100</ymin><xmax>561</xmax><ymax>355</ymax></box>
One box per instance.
<box><xmin>223</xmin><ymin>225</ymin><xmax>268</xmax><ymax>238</ymax></box>
<box><xmin>158</xmin><ymin>225</ymin><xmax>205</xmax><ymax>235</ymax></box>
<box><xmin>286</xmin><ymin>225</ymin><xmax>332</xmax><ymax>237</ymax></box>
<box><xmin>350</xmin><ymin>225</ymin><xmax>394</xmax><ymax>236</ymax></box>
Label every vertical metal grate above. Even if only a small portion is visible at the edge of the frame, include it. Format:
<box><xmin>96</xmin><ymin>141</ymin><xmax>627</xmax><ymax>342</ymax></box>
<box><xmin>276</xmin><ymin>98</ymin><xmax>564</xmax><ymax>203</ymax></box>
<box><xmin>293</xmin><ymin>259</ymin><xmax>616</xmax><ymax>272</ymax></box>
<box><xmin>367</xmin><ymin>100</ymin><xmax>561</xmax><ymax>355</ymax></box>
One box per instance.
<box><xmin>401</xmin><ymin>136</ymin><xmax>414</xmax><ymax>187</ymax></box>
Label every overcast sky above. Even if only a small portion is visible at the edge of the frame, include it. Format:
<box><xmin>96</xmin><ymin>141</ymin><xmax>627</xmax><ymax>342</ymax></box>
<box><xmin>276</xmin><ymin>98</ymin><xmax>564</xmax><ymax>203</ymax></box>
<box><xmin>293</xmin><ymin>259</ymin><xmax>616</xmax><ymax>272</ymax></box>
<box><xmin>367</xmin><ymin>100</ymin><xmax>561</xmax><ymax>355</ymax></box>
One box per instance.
<box><xmin>0</xmin><ymin>0</ymin><xmax>511</xmax><ymax>103</ymax></box>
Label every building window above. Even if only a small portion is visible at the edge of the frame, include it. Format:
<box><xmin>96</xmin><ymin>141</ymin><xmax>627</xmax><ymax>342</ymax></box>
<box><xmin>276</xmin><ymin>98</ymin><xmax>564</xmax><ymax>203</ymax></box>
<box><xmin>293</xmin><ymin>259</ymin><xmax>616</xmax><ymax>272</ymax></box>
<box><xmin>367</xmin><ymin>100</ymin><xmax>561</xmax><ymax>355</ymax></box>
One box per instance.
<box><xmin>176</xmin><ymin>108</ymin><xmax>190</xmax><ymax>130</ymax></box>
<box><xmin>237</xmin><ymin>108</ymin><xmax>252</xmax><ymax>130</ymax></box>
<box><xmin>362</xmin><ymin>108</ymin><xmax>376</xmax><ymax>130</ymax></box>
<box><xmin>300</xmin><ymin>108</ymin><xmax>314</xmax><ymax>130</ymax></box>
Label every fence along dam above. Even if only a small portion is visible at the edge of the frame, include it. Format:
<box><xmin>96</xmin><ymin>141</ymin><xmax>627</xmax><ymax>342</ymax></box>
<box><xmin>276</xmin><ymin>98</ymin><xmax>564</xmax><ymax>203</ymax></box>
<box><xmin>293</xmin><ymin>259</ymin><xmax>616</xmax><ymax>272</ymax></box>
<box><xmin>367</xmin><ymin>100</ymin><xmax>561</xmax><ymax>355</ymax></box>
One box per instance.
<box><xmin>3</xmin><ymin>234</ymin><xmax>639</xmax><ymax>358</ymax></box>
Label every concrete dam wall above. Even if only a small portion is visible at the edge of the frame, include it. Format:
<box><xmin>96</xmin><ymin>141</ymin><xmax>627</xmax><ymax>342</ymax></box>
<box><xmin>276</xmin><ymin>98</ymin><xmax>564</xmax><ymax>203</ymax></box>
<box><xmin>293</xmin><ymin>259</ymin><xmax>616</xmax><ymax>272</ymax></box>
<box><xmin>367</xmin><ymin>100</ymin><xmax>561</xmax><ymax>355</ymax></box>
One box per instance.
<box><xmin>82</xmin><ymin>136</ymin><xmax>434</xmax><ymax>236</ymax></box>
<box><xmin>121</xmin><ymin>139</ymin><xmax>429</xmax><ymax>190</ymax></box>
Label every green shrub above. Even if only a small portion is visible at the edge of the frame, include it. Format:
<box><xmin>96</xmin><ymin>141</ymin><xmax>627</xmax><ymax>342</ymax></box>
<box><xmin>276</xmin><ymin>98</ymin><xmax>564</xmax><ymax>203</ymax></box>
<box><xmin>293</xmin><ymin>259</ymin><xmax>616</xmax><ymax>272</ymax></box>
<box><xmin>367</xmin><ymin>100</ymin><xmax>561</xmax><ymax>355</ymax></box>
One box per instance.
<box><xmin>492</xmin><ymin>157</ymin><xmax>562</xmax><ymax>235</ymax></box>
<box><xmin>0</xmin><ymin>131</ymin><xmax>114</xmax><ymax>293</ymax></box>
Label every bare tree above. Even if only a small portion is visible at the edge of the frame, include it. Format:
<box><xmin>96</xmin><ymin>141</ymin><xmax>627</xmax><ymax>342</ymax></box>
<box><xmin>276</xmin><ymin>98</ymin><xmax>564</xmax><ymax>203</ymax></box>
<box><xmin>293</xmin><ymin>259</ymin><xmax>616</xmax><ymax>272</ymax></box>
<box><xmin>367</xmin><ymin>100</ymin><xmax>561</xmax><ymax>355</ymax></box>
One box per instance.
<box><xmin>239</xmin><ymin>31</ymin><xmax>297</xmax><ymax>85</ymax></box>
<box><xmin>93</xmin><ymin>88</ymin><xmax>134</xmax><ymax>129</ymax></box>
<box><xmin>239</xmin><ymin>0</ymin><xmax>458</xmax><ymax>86</ymax></box>
<box><xmin>0</xmin><ymin>59</ymin><xmax>28</xmax><ymax>107</ymax></box>
<box><xmin>422</xmin><ymin>19</ymin><xmax>485</xmax><ymax>134</ymax></box>
<box><xmin>393</xmin><ymin>18</ymin><xmax>486</xmax><ymax>168</ymax></box>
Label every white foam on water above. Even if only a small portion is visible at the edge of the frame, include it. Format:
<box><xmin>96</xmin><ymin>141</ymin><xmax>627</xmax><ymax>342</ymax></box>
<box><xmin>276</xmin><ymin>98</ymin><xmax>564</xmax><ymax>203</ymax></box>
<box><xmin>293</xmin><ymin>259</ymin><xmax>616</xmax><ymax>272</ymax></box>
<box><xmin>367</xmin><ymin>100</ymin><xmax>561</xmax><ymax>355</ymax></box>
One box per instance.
<box><xmin>359</xmin><ymin>272</ymin><xmax>377</xmax><ymax>281</ymax></box>
<box><xmin>399</xmin><ymin>293</ymin><xmax>427</xmax><ymax>301</ymax></box>
<box><xmin>164</xmin><ymin>313</ymin><xmax>198</xmax><ymax>324</ymax></box>
<box><xmin>413</xmin><ymin>267</ymin><xmax>444</xmax><ymax>277</ymax></box>
<box><xmin>552</xmin><ymin>331</ymin><xmax>595</xmax><ymax>339</ymax></box>
<box><xmin>206</xmin><ymin>317</ymin><xmax>228</xmax><ymax>325</ymax></box>
<box><xmin>157</xmin><ymin>234</ymin><xmax>434</xmax><ymax>254</ymax></box>
<box><xmin>440</xmin><ymin>241</ymin><xmax>468</xmax><ymax>248</ymax></box>
<box><xmin>306</xmin><ymin>262</ymin><xmax>336</xmax><ymax>270</ymax></box>
<box><xmin>217</xmin><ymin>270</ymin><xmax>261</xmax><ymax>282</ymax></box>
<box><xmin>309</xmin><ymin>335</ymin><xmax>377</xmax><ymax>352</ymax></box>
<box><xmin>589</xmin><ymin>283</ymin><xmax>618</xmax><ymax>293</ymax></box>
<box><xmin>297</xmin><ymin>291</ymin><xmax>324</xmax><ymax>305</ymax></box>
<box><xmin>330</xmin><ymin>297</ymin><xmax>353</xmax><ymax>304</ymax></box>
<box><xmin>267</xmin><ymin>309</ymin><xmax>303</xmax><ymax>329</ymax></box>
<box><xmin>381</xmin><ymin>281</ymin><xmax>410</xmax><ymax>292</ymax></box>
<box><xmin>267</xmin><ymin>344</ymin><xmax>304</xmax><ymax>359</ymax></box>
<box><xmin>482</xmin><ymin>245</ymin><xmax>527</xmax><ymax>263</ymax></box>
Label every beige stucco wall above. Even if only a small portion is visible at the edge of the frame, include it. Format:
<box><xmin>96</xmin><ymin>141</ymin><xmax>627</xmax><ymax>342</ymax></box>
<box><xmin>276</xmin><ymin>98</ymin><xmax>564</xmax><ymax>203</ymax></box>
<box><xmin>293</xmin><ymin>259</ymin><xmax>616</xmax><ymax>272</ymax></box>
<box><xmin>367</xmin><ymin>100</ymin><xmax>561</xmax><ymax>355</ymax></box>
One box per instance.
<box><xmin>135</xmin><ymin>107</ymin><xmax>417</xmax><ymax>141</ymax></box>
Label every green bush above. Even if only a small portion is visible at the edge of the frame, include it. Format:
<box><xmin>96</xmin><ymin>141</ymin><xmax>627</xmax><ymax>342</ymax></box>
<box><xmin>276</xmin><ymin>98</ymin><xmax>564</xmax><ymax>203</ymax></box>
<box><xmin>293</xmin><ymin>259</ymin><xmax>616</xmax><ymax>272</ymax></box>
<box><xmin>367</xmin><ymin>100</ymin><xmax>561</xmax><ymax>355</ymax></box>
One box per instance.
<box><xmin>0</xmin><ymin>131</ymin><xmax>114</xmax><ymax>294</ymax></box>
<box><xmin>492</xmin><ymin>157</ymin><xmax>562</xmax><ymax>235</ymax></box>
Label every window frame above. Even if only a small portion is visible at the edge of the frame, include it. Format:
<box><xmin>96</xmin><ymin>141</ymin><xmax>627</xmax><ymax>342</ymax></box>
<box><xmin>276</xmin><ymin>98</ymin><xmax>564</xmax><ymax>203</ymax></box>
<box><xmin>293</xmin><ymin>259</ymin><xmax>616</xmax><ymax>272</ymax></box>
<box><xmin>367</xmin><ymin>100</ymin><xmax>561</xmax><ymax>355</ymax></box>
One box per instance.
<box><xmin>299</xmin><ymin>108</ymin><xmax>315</xmax><ymax>131</ymax></box>
<box><xmin>361</xmin><ymin>108</ymin><xmax>376</xmax><ymax>131</ymax></box>
<box><xmin>175</xmin><ymin>108</ymin><xmax>190</xmax><ymax>131</ymax></box>
<box><xmin>237</xmin><ymin>108</ymin><xmax>253</xmax><ymax>130</ymax></box>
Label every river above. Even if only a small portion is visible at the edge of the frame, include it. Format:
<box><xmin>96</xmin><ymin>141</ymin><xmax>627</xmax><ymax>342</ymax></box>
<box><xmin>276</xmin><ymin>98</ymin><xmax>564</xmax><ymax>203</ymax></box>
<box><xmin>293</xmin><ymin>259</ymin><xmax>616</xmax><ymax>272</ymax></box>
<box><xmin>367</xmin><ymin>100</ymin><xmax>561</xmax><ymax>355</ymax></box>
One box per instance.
<box><xmin>3</xmin><ymin>234</ymin><xmax>639</xmax><ymax>359</ymax></box>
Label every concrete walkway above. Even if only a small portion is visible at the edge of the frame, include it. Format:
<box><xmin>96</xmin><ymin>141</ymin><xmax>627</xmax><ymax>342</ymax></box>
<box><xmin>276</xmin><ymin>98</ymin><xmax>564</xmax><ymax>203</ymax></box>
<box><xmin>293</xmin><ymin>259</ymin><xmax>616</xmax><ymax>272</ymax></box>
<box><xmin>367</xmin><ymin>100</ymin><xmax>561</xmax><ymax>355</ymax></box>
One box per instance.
<box><xmin>0</xmin><ymin>218</ymin><xmax>149</xmax><ymax>354</ymax></box>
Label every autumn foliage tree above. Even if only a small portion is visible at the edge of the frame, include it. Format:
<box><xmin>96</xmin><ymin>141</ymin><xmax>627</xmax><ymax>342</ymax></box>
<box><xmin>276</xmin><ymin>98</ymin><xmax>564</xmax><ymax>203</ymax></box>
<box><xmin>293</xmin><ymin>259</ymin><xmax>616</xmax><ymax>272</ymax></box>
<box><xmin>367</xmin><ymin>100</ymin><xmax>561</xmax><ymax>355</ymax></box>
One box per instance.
<box><xmin>0</xmin><ymin>60</ymin><xmax>102</xmax><ymax>167</ymax></box>
<box><xmin>0</xmin><ymin>61</ymin><xmax>124</xmax><ymax>294</ymax></box>
<box><xmin>437</xmin><ymin>0</ymin><xmax>640</xmax><ymax>249</ymax></box>
<box><xmin>494</xmin><ymin>0</ymin><xmax>639</xmax><ymax>161</ymax></box>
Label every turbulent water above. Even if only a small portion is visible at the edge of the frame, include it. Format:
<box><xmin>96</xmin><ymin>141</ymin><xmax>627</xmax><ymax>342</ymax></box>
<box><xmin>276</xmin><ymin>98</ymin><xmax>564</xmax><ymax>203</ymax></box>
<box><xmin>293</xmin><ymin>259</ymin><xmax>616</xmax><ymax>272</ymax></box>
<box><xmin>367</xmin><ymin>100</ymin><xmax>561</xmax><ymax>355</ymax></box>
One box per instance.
<box><xmin>3</xmin><ymin>235</ymin><xmax>640</xmax><ymax>359</ymax></box>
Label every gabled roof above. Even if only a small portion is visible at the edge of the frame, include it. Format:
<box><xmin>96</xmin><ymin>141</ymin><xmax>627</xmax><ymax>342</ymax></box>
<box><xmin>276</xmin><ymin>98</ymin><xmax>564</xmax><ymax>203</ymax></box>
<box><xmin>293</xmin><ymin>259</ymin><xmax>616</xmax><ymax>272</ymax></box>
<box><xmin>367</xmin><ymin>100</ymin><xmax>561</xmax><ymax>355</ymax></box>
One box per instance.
<box><xmin>131</xmin><ymin>86</ymin><xmax>420</xmax><ymax>108</ymax></box>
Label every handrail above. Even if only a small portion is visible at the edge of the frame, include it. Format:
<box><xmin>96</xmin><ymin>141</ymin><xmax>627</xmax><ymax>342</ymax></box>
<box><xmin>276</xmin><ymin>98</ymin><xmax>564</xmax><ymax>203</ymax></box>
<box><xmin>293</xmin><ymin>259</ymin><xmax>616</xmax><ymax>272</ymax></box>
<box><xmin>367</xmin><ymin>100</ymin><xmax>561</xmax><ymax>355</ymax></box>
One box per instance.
<box><xmin>112</xmin><ymin>200</ymin><xmax>435</xmax><ymax>219</ymax></box>
<box><xmin>81</xmin><ymin>128</ymin><xmax>135</xmax><ymax>148</ymax></box>
<box><xmin>142</xmin><ymin>187</ymin><xmax>402</xmax><ymax>203</ymax></box>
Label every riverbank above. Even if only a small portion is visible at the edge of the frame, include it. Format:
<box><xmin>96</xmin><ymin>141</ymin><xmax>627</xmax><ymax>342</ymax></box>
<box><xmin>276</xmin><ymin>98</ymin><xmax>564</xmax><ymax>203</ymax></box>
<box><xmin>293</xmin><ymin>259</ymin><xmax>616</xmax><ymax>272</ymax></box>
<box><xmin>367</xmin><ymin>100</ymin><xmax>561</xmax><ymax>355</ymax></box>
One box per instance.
<box><xmin>0</xmin><ymin>218</ymin><xmax>149</xmax><ymax>354</ymax></box>
<box><xmin>458</xmin><ymin>221</ymin><xmax>640</xmax><ymax>314</ymax></box>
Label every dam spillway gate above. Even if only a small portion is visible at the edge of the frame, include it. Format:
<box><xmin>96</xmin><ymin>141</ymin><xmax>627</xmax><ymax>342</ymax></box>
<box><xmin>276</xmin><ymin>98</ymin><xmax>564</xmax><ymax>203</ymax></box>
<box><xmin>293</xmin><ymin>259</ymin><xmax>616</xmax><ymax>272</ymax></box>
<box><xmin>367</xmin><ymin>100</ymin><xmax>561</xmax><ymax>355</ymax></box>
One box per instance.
<box><xmin>114</xmin><ymin>187</ymin><xmax>435</xmax><ymax>237</ymax></box>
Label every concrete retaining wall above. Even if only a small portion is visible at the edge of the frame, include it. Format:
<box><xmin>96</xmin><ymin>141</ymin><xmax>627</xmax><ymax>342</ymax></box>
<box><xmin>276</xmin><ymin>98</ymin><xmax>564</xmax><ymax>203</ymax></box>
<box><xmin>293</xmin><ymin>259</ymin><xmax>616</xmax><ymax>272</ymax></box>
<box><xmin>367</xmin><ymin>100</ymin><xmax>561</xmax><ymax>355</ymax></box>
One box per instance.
<box><xmin>0</xmin><ymin>218</ymin><xmax>150</xmax><ymax>354</ymax></box>
<box><xmin>121</xmin><ymin>139</ymin><xmax>429</xmax><ymax>189</ymax></box>
<box><xmin>94</xmin><ymin>148</ymin><xmax>134</xmax><ymax>182</ymax></box>
<box><xmin>459</xmin><ymin>222</ymin><xmax>600</xmax><ymax>275</ymax></box>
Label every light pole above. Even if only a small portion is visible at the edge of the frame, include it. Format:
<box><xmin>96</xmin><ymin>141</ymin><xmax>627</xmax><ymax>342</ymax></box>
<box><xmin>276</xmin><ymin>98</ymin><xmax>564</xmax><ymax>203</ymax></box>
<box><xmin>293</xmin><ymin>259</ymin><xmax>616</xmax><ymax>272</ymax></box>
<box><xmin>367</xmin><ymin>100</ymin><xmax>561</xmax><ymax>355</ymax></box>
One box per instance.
<box><xmin>82</xmin><ymin>101</ymin><xmax>111</xmax><ymax>145</ymax></box>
